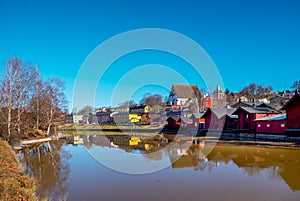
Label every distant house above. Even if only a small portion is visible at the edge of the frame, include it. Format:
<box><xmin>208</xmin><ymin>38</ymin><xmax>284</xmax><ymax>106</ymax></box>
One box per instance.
<box><xmin>281</xmin><ymin>92</ymin><xmax>300</xmax><ymax>134</ymax></box>
<box><xmin>96</xmin><ymin>111</ymin><xmax>113</xmax><ymax>124</ymax></box>
<box><xmin>82</xmin><ymin>114</ymin><xmax>95</xmax><ymax>124</ymax></box>
<box><xmin>255</xmin><ymin>114</ymin><xmax>286</xmax><ymax>134</ymax></box>
<box><xmin>233</xmin><ymin>107</ymin><xmax>281</xmax><ymax>133</ymax></box>
<box><xmin>112</xmin><ymin>112</ymin><xmax>130</xmax><ymax>125</ymax></box>
<box><xmin>231</xmin><ymin>100</ymin><xmax>272</xmax><ymax>109</ymax></box>
<box><xmin>169</xmin><ymin>84</ymin><xmax>201</xmax><ymax>111</ymax></box>
<box><xmin>269</xmin><ymin>91</ymin><xmax>295</xmax><ymax>110</ymax></box>
<box><xmin>65</xmin><ymin>114</ymin><xmax>73</xmax><ymax>123</ymax></box>
<box><xmin>73</xmin><ymin>115</ymin><xmax>83</xmax><ymax>124</ymax></box>
<box><xmin>201</xmin><ymin>108</ymin><xmax>237</xmax><ymax>130</ymax></box>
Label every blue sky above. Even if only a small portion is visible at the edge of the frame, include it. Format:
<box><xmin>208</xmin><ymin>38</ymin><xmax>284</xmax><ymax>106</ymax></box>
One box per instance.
<box><xmin>0</xmin><ymin>0</ymin><xmax>299</xmax><ymax>110</ymax></box>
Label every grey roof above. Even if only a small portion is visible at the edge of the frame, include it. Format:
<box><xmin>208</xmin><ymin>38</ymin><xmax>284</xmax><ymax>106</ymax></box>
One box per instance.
<box><xmin>231</xmin><ymin>101</ymin><xmax>270</xmax><ymax>108</ymax></box>
<box><xmin>233</xmin><ymin>106</ymin><xmax>280</xmax><ymax>115</ymax></box>
<box><xmin>167</xmin><ymin>116</ymin><xmax>180</xmax><ymax>121</ymax></box>
<box><xmin>171</xmin><ymin>84</ymin><xmax>200</xmax><ymax>99</ymax></box>
<box><xmin>202</xmin><ymin>108</ymin><xmax>236</xmax><ymax>119</ymax></box>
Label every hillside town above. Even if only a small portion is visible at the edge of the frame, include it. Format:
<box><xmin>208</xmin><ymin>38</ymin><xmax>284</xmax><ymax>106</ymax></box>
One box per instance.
<box><xmin>68</xmin><ymin>83</ymin><xmax>300</xmax><ymax>137</ymax></box>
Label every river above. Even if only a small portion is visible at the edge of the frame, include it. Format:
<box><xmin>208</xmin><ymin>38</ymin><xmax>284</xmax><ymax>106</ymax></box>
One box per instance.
<box><xmin>17</xmin><ymin>134</ymin><xmax>300</xmax><ymax>201</ymax></box>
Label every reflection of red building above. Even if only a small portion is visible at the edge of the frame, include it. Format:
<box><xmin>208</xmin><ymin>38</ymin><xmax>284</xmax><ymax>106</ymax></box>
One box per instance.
<box><xmin>281</xmin><ymin>92</ymin><xmax>300</xmax><ymax>134</ymax></box>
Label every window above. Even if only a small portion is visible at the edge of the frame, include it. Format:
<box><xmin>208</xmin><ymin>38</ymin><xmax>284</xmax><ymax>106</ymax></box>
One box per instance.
<box><xmin>267</xmin><ymin>124</ymin><xmax>270</xmax><ymax>128</ymax></box>
<box><xmin>281</xmin><ymin>124</ymin><xmax>285</xmax><ymax>128</ymax></box>
<box><xmin>258</xmin><ymin>124</ymin><xmax>261</xmax><ymax>127</ymax></box>
<box><xmin>245</xmin><ymin>114</ymin><xmax>249</xmax><ymax>119</ymax></box>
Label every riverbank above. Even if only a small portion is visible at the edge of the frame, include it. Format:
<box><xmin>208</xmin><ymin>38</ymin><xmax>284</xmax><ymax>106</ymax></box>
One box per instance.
<box><xmin>0</xmin><ymin>140</ymin><xmax>37</xmax><ymax>201</ymax></box>
<box><xmin>59</xmin><ymin>124</ymin><xmax>164</xmax><ymax>133</ymax></box>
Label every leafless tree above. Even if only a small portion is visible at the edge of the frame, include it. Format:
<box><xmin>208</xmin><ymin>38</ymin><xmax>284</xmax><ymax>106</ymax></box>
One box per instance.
<box><xmin>0</xmin><ymin>57</ymin><xmax>35</xmax><ymax>139</ymax></box>
<box><xmin>291</xmin><ymin>80</ymin><xmax>300</xmax><ymax>91</ymax></box>
<box><xmin>240</xmin><ymin>83</ymin><xmax>273</xmax><ymax>101</ymax></box>
<box><xmin>39</xmin><ymin>78</ymin><xmax>67</xmax><ymax>135</ymax></box>
<box><xmin>77</xmin><ymin>105</ymin><xmax>94</xmax><ymax>115</ymax></box>
<box><xmin>13</xmin><ymin>61</ymin><xmax>36</xmax><ymax>133</ymax></box>
<box><xmin>140</xmin><ymin>93</ymin><xmax>162</xmax><ymax>106</ymax></box>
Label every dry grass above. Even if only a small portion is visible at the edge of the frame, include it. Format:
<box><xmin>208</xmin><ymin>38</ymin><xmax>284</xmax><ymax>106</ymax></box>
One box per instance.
<box><xmin>0</xmin><ymin>140</ymin><xmax>37</xmax><ymax>201</ymax></box>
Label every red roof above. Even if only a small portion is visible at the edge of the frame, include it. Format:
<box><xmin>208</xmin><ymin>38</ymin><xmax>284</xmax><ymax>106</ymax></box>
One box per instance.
<box><xmin>281</xmin><ymin>93</ymin><xmax>300</xmax><ymax>110</ymax></box>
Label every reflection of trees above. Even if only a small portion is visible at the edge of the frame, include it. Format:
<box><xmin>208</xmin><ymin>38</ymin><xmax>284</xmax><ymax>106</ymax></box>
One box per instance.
<box><xmin>18</xmin><ymin>140</ymin><xmax>71</xmax><ymax>200</ymax></box>
<box><xmin>169</xmin><ymin>143</ymin><xmax>300</xmax><ymax>191</ymax></box>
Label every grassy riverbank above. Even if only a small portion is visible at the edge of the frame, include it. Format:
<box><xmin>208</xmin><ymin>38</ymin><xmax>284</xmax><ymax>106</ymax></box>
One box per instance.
<box><xmin>0</xmin><ymin>140</ymin><xmax>37</xmax><ymax>201</ymax></box>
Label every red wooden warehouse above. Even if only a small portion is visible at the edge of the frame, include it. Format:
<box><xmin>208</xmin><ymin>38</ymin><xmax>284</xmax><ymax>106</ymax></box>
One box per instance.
<box><xmin>201</xmin><ymin>108</ymin><xmax>237</xmax><ymax>130</ymax></box>
<box><xmin>233</xmin><ymin>106</ymin><xmax>280</xmax><ymax>133</ymax></box>
<box><xmin>281</xmin><ymin>92</ymin><xmax>300</xmax><ymax>135</ymax></box>
<box><xmin>255</xmin><ymin>114</ymin><xmax>286</xmax><ymax>134</ymax></box>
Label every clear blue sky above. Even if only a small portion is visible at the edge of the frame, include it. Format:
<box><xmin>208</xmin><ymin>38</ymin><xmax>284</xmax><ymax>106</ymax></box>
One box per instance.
<box><xmin>1</xmin><ymin>0</ymin><xmax>299</xmax><ymax>110</ymax></box>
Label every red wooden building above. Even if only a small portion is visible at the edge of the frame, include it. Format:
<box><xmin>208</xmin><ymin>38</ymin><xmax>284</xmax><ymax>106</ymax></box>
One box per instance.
<box><xmin>281</xmin><ymin>92</ymin><xmax>300</xmax><ymax>134</ymax></box>
<box><xmin>255</xmin><ymin>114</ymin><xmax>286</xmax><ymax>134</ymax></box>
<box><xmin>166</xmin><ymin>110</ymin><xmax>201</xmax><ymax>130</ymax></box>
<box><xmin>201</xmin><ymin>108</ymin><xmax>237</xmax><ymax>130</ymax></box>
<box><xmin>232</xmin><ymin>106</ymin><xmax>280</xmax><ymax>133</ymax></box>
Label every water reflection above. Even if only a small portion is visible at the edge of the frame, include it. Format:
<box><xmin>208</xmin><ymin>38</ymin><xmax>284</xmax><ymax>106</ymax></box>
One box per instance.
<box><xmin>17</xmin><ymin>140</ymin><xmax>71</xmax><ymax>200</ymax></box>
<box><xmin>79</xmin><ymin>134</ymin><xmax>300</xmax><ymax>192</ymax></box>
<box><xmin>18</xmin><ymin>134</ymin><xmax>300</xmax><ymax>201</ymax></box>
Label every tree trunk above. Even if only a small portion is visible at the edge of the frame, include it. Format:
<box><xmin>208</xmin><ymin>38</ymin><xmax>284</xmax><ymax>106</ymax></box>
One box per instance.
<box><xmin>17</xmin><ymin>106</ymin><xmax>21</xmax><ymax>134</ymax></box>
<box><xmin>47</xmin><ymin>123</ymin><xmax>52</xmax><ymax>136</ymax></box>
<box><xmin>7</xmin><ymin>84</ymin><xmax>12</xmax><ymax>140</ymax></box>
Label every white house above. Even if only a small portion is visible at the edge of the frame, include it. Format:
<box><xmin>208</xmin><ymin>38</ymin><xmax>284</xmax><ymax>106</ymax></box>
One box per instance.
<box><xmin>169</xmin><ymin>84</ymin><xmax>201</xmax><ymax>111</ymax></box>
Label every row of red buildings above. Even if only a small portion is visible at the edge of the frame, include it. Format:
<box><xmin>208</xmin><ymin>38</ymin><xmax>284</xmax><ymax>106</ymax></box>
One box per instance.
<box><xmin>201</xmin><ymin>92</ymin><xmax>300</xmax><ymax>135</ymax></box>
<box><xmin>165</xmin><ymin>91</ymin><xmax>300</xmax><ymax>136</ymax></box>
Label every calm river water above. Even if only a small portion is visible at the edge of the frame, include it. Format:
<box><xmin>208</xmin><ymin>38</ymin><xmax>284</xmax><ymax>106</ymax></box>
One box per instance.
<box><xmin>18</xmin><ymin>134</ymin><xmax>300</xmax><ymax>201</ymax></box>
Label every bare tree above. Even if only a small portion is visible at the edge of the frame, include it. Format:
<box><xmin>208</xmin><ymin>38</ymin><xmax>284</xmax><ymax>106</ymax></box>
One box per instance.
<box><xmin>77</xmin><ymin>105</ymin><xmax>94</xmax><ymax>115</ymax></box>
<box><xmin>291</xmin><ymin>80</ymin><xmax>300</xmax><ymax>91</ymax></box>
<box><xmin>140</xmin><ymin>93</ymin><xmax>162</xmax><ymax>106</ymax></box>
<box><xmin>39</xmin><ymin>78</ymin><xmax>68</xmax><ymax>135</ymax></box>
<box><xmin>13</xmin><ymin>62</ymin><xmax>36</xmax><ymax>133</ymax></box>
<box><xmin>118</xmin><ymin>100</ymin><xmax>135</xmax><ymax>110</ymax></box>
<box><xmin>0</xmin><ymin>58</ymin><xmax>38</xmax><ymax>140</ymax></box>
<box><xmin>240</xmin><ymin>83</ymin><xmax>273</xmax><ymax>101</ymax></box>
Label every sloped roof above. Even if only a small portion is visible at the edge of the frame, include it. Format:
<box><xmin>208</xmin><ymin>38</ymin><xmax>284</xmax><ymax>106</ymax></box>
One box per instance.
<box><xmin>233</xmin><ymin>106</ymin><xmax>280</xmax><ymax>115</ymax></box>
<box><xmin>167</xmin><ymin>116</ymin><xmax>180</xmax><ymax>121</ymax></box>
<box><xmin>231</xmin><ymin>101</ymin><xmax>272</xmax><ymax>108</ymax></box>
<box><xmin>171</xmin><ymin>84</ymin><xmax>200</xmax><ymax>99</ymax></box>
<box><xmin>281</xmin><ymin>93</ymin><xmax>300</xmax><ymax>110</ymax></box>
<box><xmin>255</xmin><ymin>114</ymin><xmax>286</xmax><ymax>121</ymax></box>
<box><xmin>202</xmin><ymin>108</ymin><xmax>236</xmax><ymax>119</ymax></box>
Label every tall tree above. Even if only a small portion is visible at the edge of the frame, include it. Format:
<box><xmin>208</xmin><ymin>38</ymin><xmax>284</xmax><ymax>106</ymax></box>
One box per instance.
<box><xmin>39</xmin><ymin>78</ymin><xmax>68</xmax><ymax>135</ymax></box>
<box><xmin>140</xmin><ymin>93</ymin><xmax>162</xmax><ymax>106</ymax></box>
<box><xmin>77</xmin><ymin>106</ymin><xmax>94</xmax><ymax>115</ymax></box>
<box><xmin>13</xmin><ymin>61</ymin><xmax>35</xmax><ymax>133</ymax></box>
<box><xmin>0</xmin><ymin>57</ymin><xmax>35</xmax><ymax>139</ymax></box>
<box><xmin>291</xmin><ymin>80</ymin><xmax>300</xmax><ymax>91</ymax></box>
<box><xmin>118</xmin><ymin>100</ymin><xmax>135</xmax><ymax>110</ymax></box>
<box><xmin>240</xmin><ymin>83</ymin><xmax>273</xmax><ymax>101</ymax></box>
